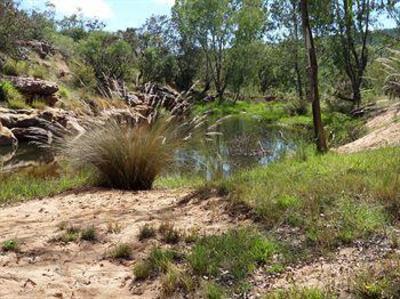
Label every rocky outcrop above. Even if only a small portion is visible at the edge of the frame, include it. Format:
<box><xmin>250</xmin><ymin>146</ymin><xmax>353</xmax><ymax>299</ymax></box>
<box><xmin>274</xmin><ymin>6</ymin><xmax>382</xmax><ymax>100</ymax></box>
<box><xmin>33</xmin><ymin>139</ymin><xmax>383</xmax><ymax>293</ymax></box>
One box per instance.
<box><xmin>17</xmin><ymin>40</ymin><xmax>56</xmax><ymax>59</ymax></box>
<box><xmin>0</xmin><ymin>108</ymin><xmax>82</xmax><ymax>146</ymax></box>
<box><xmin>8</xmin><ymin>76</ymin><xmax>59</xmax><ymax>106</ymax></box>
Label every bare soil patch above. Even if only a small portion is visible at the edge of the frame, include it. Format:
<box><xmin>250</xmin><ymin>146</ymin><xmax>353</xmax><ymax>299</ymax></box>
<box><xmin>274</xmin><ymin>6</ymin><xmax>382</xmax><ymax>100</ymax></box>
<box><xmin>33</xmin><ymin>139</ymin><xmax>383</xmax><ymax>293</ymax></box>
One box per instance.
<box><xmin>338</xmin><ymin>103</ymin><xmax>400</xmax><ymax>153</ymax></box>
<box><xmin>0</xmin><ymin>189</ymin><xmax>240</xmax><ymax>299</ymax></box>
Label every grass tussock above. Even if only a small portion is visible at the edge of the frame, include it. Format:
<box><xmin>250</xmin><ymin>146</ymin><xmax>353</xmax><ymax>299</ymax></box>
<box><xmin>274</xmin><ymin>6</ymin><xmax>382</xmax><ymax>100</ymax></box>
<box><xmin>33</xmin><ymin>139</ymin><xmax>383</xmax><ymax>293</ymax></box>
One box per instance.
<box><xmin>158</xmin><ymin>222</ymin><xmax>181</xmax><ymax>244</ymax></box>
<box><xmin>216</xmin><ymin>147</ymin><xmax>399</xmax><ymax>249</ymax></box>
<box><xmin>108</xmin><ymin>243</ymin><xmax>133</xmax><ymax>260</ymax></box>
<box><xmin>64</xmin><ymin>118</ymin><xmax>181</xmax><ymax>190</ymax></box>
<box><xmin>138</xmin><ymin>224</ymin><xmax>156</xmax><ymax>241</ymax></box>
<box><xmin>133</xmin><ymin>247</ymin><xmax>183</xmax><ymax>280</ymax></box>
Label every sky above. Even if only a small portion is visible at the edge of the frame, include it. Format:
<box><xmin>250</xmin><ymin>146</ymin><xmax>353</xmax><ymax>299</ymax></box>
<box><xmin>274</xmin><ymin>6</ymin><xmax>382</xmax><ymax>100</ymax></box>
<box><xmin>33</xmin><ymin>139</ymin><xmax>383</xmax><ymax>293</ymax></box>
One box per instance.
<box><xmin>21</xmin><ymin>0</ymin><xmax>397</xmax><ymax>31</ymax></box>
<box><xmin>21</xmin><ymin>0</ymin><xmax>176</xmax><ymax>31</ymax></box>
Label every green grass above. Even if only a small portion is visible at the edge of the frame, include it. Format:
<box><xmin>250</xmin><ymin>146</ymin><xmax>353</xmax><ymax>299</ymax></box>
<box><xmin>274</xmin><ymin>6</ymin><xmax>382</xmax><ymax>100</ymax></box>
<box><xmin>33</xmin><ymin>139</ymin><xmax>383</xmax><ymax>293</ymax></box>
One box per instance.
<box><xmin>194</xmin><ymin>101</ymin><xmax>286</xmax><ymax>121</ymax></box>
<box><xmin>0</xmin><ymin>165</ymin><xmax>90</xmax><ymax>205</ymax></box>
<box><xmin>189</xmin><ymin>228</ymin><xmax>279</xmax><ymax>282</ymax></box>
<box><xmin>215</xmin><ymin>147</ymin><xmax>399</xmax><ymax>250</ymax></box>
<box><xmin>133</xmin><ymin>229</ymin><xmax>281</xmax><ymax>296</ymax></box>
<box><xmin>154</xmin><ymin>174</ymin><xmax>204</xmax><ymax>189</ymax></box>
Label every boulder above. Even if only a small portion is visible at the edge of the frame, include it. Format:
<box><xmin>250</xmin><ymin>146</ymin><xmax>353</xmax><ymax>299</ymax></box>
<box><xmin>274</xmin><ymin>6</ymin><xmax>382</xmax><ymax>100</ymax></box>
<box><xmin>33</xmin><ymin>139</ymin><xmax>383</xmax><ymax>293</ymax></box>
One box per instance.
<box><xmin>9</xmin><ymin>76</ymin><xmax>58</xmax><ymax>96</ymax></box>
<box><xmin>0</xmin><ymin>125</ymin><xmax>17</xmax><ymax>147</ymax></box>
<box><xmin>12</xmin><ymin>127</ymin><xmax>53</xmax><ymax>144</ymax></box>
<box><xmin>7</xmin><ymin>76</ymin><xmax>59</xmax><ymax>107</ymax></box>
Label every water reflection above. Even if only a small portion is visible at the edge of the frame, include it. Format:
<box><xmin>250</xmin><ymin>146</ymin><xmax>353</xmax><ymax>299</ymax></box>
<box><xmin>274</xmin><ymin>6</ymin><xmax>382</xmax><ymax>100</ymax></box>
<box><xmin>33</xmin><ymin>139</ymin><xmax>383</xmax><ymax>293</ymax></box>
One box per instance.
<box><xmin>0</xmin><ymin>116</ymin><xmax>297</xmax><ymax>178</ymax></box>
<box><xmin>175</xmin><ymin>116</ymin><xmax>296</xmax><ymax>179</ymax></box>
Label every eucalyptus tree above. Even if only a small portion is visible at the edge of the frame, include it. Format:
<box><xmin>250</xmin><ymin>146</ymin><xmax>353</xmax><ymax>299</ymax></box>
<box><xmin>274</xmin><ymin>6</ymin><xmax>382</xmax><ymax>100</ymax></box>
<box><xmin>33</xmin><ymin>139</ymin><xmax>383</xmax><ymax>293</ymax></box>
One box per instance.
<box><xmin>300</xmin><ymin>0</ymin><xmax>328</xmax><ymax>152</ymax></box>
<box><xmin>330</xmin><ymin>0</ymin><xmax>400</xmax><ymax>107</ymax></box>
<box><xmin>270</xmin><ymin>0</ymin><xmax>305</xmax><ymax>99</ymax></box>
<box><xmin>173</xmin><ymin>0</ymin><xmax>236</xmax><ymax>100</ymax></box>
<box><xmin>173</xmin><ymin>0</ymin><xmax>266</xmax><ymax>100</ymax></box>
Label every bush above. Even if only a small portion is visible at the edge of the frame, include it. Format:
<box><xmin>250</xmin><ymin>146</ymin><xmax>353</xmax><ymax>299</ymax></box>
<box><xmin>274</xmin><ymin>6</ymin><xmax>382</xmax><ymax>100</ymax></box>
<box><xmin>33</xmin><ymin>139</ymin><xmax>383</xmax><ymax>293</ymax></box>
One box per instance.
<box><xmin>63</xmin><ymin>118</ymin><xmax>180</xmax><ymax>190</ymax></box>
<box><xmin>285</xmin><ymin>96</ymin><xmax>308</xmax><ymax>116</ymax></box>
<box><xmin>70</xmin><ymin>60</ymin><xmax>97</xmax><ymax>90</ymax></box>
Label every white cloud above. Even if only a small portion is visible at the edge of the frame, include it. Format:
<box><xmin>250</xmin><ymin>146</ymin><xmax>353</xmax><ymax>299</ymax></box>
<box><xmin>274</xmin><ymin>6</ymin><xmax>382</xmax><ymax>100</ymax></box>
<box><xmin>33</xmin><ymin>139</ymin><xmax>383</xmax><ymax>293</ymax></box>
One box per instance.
<box><xmin>153</xmin><ymin>0</ymin><xmax>175</xmax><ymax>6</ymax></box>
<box><xmin>49</xmin><ymin>0</ymin><xmax>114</xmax><ymax>20</ymax></box>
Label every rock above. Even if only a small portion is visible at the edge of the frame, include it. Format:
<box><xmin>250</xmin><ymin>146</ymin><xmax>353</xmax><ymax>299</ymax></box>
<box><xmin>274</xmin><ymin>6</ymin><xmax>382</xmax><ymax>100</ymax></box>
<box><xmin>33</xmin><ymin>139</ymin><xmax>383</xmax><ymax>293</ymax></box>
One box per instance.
<box><xmin>7</xmin><ymin>76</ymin><xmax>59</xmax><ymax>107</ymax></box>
<box><xmin>16</xmin><ymin>40</ymin><xmax>56</xmax><ymax>59</ymax></box>
<box><xmin>0</xmin><ymin>124</ymin><xmax>18</xmax><ymax>146</ymax></box>
<box><xmin>9</xmin><ymin>76</ymin><xmax>58</xmax><ymax>96</ymax></box>
<box><xmin>11</xmin><ymin>127</ymin><xmax>53</xmax><ymax>144</ymax></box>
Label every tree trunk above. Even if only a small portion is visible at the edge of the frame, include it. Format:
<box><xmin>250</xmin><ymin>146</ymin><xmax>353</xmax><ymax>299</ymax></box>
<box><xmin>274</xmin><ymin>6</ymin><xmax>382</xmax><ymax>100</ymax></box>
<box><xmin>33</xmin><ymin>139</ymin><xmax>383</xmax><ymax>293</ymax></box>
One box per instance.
<box><xmin>292</xmin><ymin>0</ymin><xmax>304</xmax><ymax>100</ymax></box>
<box><xmin>300</xmin><ymin>0</ymin><xmax>328</xmax><ymax>153</ymax></box>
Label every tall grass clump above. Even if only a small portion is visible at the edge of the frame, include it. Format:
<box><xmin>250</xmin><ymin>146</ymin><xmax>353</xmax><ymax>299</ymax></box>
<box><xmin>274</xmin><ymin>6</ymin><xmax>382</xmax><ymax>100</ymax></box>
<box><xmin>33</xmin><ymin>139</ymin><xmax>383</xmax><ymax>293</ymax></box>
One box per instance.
<box><xmin>380</xmin><ymin>49</ymin><xmax>400</xmax><ymax>99</ymax></box>
<box><xmin>64</xmin><ymin>118</ymin><xmax>181</xmax><ymax>190</ymax></box>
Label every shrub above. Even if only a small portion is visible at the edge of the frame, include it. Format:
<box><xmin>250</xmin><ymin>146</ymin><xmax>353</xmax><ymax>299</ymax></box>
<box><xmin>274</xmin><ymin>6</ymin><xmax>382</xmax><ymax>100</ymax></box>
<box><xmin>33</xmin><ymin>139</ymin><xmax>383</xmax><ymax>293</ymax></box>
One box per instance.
<box><xmin>2</xmin><ymin>239</ymin><xmax>19</xmax><ymax>252</ymax></box>
<box><xmin>285</xmin><ymin>96</ymin><xmax>308</xmax><ymax>116</ymax></box>
<box><xmin>70</xmin><ymin>60</ymin><xmax>97</xmax><ymax>90</ymax></box>
<box><xmin>63</xmin><ymin>118</ymin><xmax>180</xmax><ymax>190</ymax></box>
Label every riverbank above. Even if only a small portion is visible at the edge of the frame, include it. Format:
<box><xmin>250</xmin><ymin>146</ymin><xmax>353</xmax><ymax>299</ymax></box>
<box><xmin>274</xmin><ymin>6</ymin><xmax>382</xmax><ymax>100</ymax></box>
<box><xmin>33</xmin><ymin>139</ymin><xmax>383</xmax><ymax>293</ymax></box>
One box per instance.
<box><xmin>1</xmin><ymin>101</ymin><xmax>399</xmax><ymax>298</ymax></box>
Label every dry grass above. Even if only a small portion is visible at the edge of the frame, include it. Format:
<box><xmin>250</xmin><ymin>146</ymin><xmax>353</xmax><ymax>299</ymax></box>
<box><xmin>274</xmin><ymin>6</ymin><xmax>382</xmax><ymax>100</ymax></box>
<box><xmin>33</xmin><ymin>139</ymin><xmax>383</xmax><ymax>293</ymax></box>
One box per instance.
<box><xmin>63</xmin><ymin>117</ymin><xmax>181</xmax><ymax>190</ymax></box>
